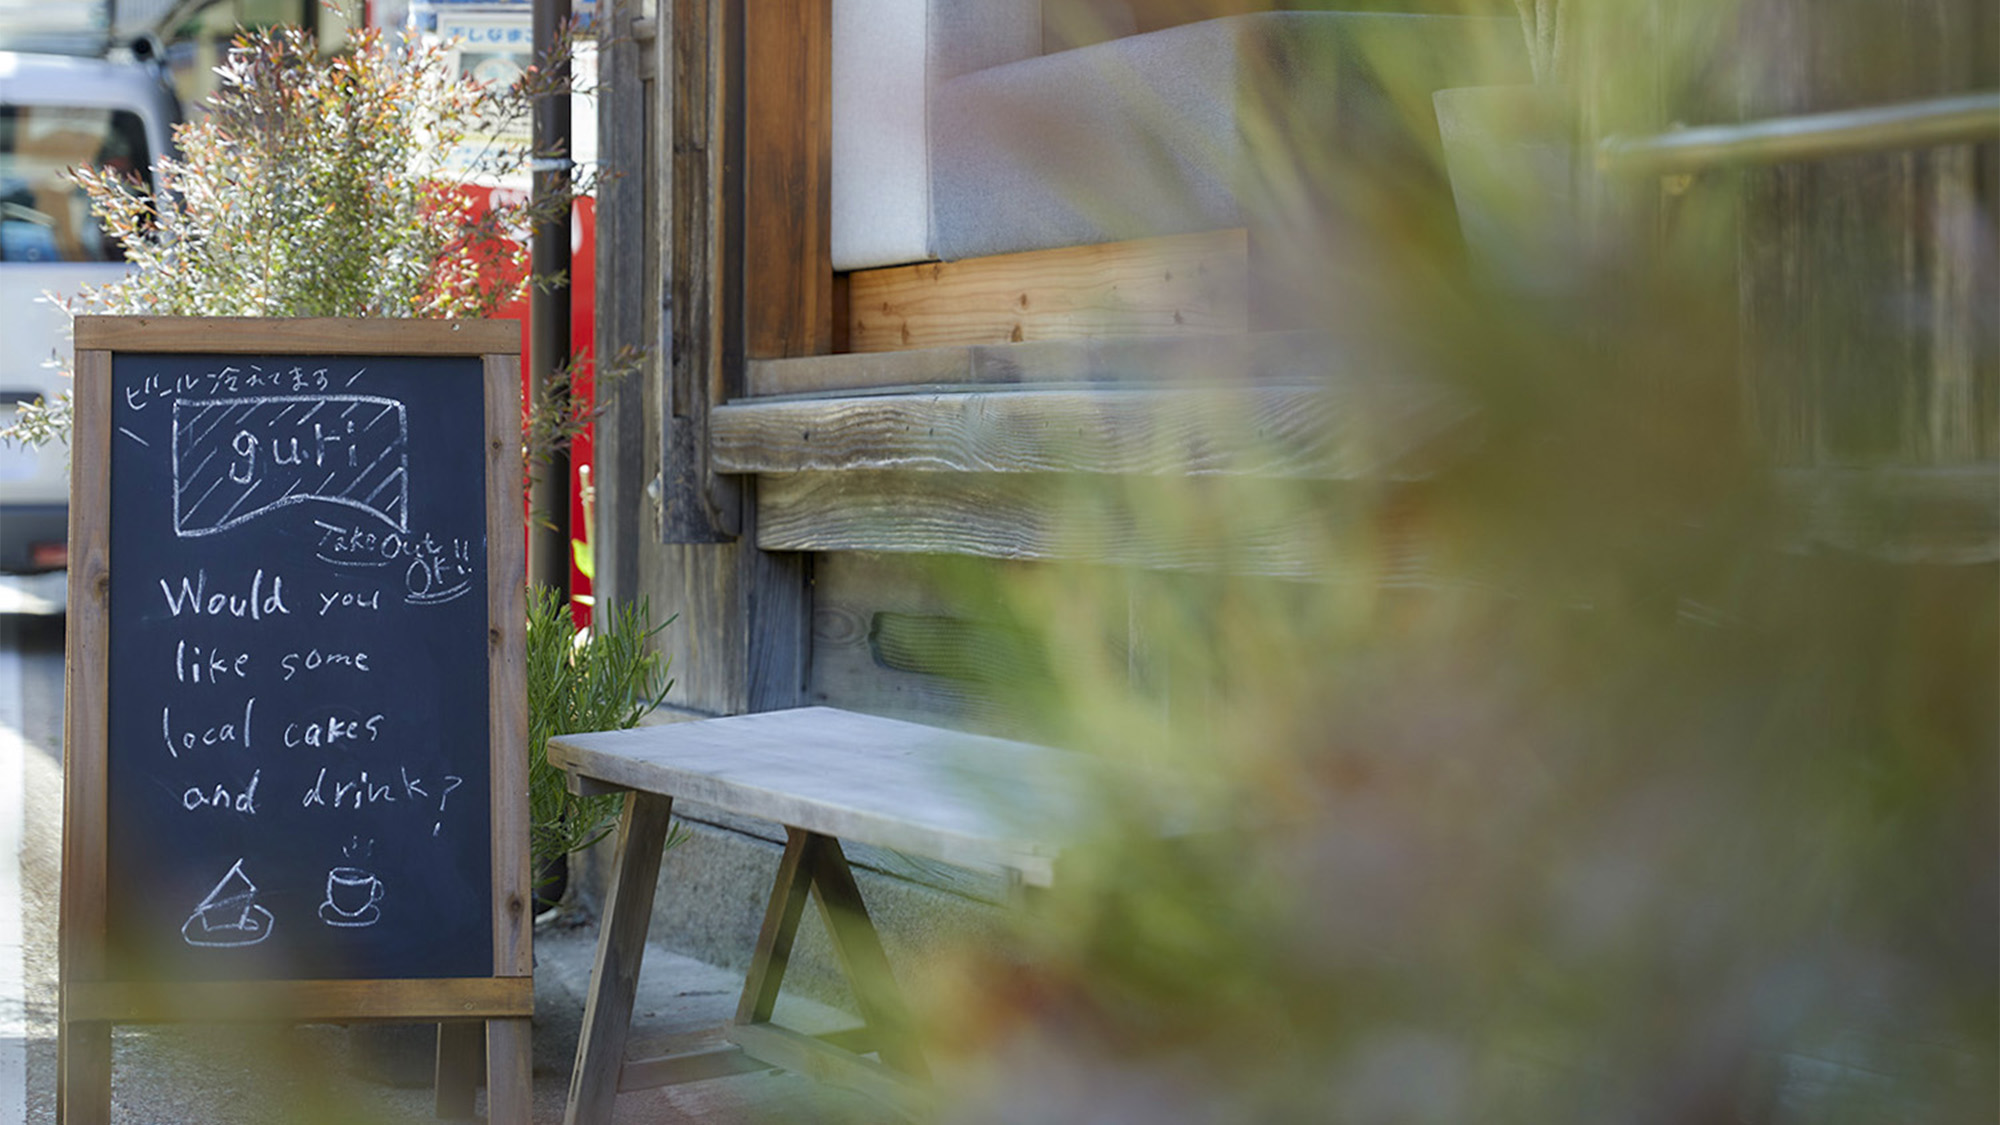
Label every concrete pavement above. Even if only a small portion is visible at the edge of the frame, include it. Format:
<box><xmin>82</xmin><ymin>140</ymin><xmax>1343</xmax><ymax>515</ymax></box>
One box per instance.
<box><xmin>92</xmin><ymin>917</ymin><xmax>886</xmax><ymax>1124</ymax></box>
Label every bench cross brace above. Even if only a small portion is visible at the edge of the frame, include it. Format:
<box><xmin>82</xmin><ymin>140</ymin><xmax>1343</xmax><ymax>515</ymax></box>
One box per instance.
<box><xmin>565</xmin><ymin>797</ymin><xmax>929</xmax><ymax>1124</ymax></box>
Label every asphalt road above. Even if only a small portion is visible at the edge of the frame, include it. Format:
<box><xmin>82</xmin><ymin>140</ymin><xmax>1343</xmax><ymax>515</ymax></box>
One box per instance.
<box><xmin>1</xmin><ymin>592</ymin><xmax>65</xmax><ymax>1125</ymax></box>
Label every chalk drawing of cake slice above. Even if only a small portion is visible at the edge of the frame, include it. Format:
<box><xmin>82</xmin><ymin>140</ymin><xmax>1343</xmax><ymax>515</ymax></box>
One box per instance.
<box><xmin>180</xmin><ymin>858</ymin><xmax>275</xmax><ymax>948</ymax></box>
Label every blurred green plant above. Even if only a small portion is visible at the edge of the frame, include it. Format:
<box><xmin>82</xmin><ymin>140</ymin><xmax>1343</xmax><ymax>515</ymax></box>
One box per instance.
<box><xmin>1512</xmin><ymin>0</ymin><xmax>1568</xmax><ymax>83</ymax></box>
<box><xmin>525</xmin><ymin>586</ymin><xmax>675</xmax><ymax>874</ymax></box>
<box><xmin>908</xmin><ymin>2</ymin><xmax>1994</xmax><ymax>1123</ymax></box>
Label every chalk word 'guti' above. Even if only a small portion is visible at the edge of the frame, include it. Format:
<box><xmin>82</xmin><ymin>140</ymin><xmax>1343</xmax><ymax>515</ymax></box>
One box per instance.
<box><xmin>172</xmin><ymin>395</ymin><xmax>409</xmax><ymax>537</ymax></box>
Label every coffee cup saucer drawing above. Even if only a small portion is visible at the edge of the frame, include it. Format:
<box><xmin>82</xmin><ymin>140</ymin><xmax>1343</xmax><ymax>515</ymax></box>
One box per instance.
<box><xmin>319</xmin><ymin>900</ymin><xmax>381</xmax><ymax>927</ymax></box>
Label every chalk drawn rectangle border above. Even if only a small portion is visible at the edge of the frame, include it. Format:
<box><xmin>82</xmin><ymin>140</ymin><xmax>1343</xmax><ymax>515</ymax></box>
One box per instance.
<box><xmin>170</xmin><ymin>395</ymin><xmax>410</xmax><ymax>539</ymax></box>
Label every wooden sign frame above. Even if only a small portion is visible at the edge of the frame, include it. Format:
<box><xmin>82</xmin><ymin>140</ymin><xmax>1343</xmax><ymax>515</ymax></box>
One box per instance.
<box><xmin>60</xmin><ymin>317</ymin><xmax>531</xmax><ymax>1125</ymax></box>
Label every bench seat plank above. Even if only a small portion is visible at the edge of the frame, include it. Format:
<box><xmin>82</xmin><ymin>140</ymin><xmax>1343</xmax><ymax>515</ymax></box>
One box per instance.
<box><xmin>545</xmin><ymin>706</ymin><xmax>1084</xmax><ymax>885</ymax></box>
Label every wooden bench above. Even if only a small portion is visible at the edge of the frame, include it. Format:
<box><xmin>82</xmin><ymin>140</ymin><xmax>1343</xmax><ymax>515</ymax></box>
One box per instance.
<box><xmin>548</xmin><ymin>706</ymin><xmax>1089</xmax><ymax>1123</ymax></box>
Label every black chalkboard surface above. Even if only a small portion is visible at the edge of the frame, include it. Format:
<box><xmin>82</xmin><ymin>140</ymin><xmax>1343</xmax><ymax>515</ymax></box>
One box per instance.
<box><xmin>106</xmin><ymin>353</ymin><xmax>492</xmax><ymax>980</ymax></box>
<box><xmin>62</xmin><ymin>318</ymin><xmax>532</xmax><ymax>1125</ymax></box>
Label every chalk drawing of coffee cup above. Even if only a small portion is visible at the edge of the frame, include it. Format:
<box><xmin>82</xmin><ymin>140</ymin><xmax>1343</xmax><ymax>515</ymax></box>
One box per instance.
<box><xmin>318</xmin><ymin>866</ymin><xmax>384</xmax><ymax>927</ymax></box>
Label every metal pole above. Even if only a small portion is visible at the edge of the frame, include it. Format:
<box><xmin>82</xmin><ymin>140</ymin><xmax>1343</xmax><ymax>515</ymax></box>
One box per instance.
<box><xmin>1598</xmin><ymin>91</ymin><xmax>2000</xmax><ymax>177</ymax></box>
<box><xmin>529</xmin><ymin>0</ymin><xmax>573</xmax><ymax>598</ymax></box>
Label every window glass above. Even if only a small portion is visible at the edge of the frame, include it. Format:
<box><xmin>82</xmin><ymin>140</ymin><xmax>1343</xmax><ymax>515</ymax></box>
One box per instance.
<box><xmin>0</xmin><ymin>105</ymin><xmax>151</xmax><ymax>262</ymax></box>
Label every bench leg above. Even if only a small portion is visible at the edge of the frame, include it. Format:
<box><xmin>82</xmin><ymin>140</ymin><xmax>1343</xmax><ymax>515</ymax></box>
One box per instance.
<box><xmin>809</xmin><ymin>838</ymin><xmax>928</xmax><ymax>1080</ymax></box>
<box><xmin>564</xmin><ymin>791</ymin><xmax>674</xmax><ymax>1125</ymax></box>
<box><xmin>735</xmin><ymin>827</ymin><xmax>818</xmax><ymax>1026</ymax></box>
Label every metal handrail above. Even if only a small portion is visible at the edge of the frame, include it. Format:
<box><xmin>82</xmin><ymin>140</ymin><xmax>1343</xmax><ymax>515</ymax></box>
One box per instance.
<box><xmin>1599</xmin><ymin>91</ymin><xmax>2000</xmax><ymax>176</ymax></box>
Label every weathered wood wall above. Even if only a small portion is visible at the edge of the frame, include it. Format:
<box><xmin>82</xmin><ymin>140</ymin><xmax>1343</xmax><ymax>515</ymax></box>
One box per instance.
<box><xmin>599</xmin><ymin>0</ymin><xmax>1998</xmax><ymax>721</ymax></box>
<box><xmin>1735</xmin><ymin>0</ymin><xmax>1998</xmax><ymax>468</ymax></box>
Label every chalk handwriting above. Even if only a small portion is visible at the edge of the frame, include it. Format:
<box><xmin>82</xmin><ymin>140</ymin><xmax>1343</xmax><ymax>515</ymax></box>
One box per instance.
<box><xmin>126</xmin><ymin>364</ymin><xmax>348</xmax><ymax>413</ymax></box>
<box><xmin>300</xmin><ymin>767</ymin><xmax>398</xmax><ymax>810</ymax></box>
<box><xmin>433</xmin><ymin>774</ymin><xmax>465</xmax><ymax>836</ymax></box>
<box><xmin>314</xmin><ymin>521</ymin><xmax>478</xmax><ymax>606</ymax></box>
<box><xmin>282</xmin><ymin>712</ymin><xmax>386</xmax><ymax>749</ymax></box>
<box><xmin>278</xmin><ymin>648</ymin><xmax>371</xmax><ymax>681</ymax></box>
<box><xmin>158</xmin><ymin>569</ymin><xmax>290</xmax><ymax>619</ymax></box>
<box><xmin>172</xmin><ymin>395</ymin><xmax>409</xmax><ymax>536</ymax></box>
<box><xmin>404</xmin><ymin>533</ymin><xmax>476</xmax><ymax>606</ymax></box>
<box><xmin>176</xmin><ymin>641</ymin><xmax>251</xmax><ymax>683</ymax></box>
<box><xmin>183</xmin><ymin>769</ymin><xmax>262</xmax><ymax>814</ymax></box>
<box><xmin>161</xmin><ymin>698</ymin><xmax>255</xmax><ymax>758</ymax></box>
<box><xmin>317</xmin><ymin>588</ymin><xmax>382</xmax><ymax>616</ymax></box>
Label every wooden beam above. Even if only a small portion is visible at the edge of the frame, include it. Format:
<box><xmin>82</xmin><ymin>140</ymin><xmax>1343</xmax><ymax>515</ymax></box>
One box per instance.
<box><xmin>659</xmin><ymin>0</ymin><xmax>739</xmax><ymax>542</ymax></box>
<box><xmin>486</xmin><ymin>1019</ymin><xmax>533</xmax><ymax>1125</ymax></box>
<box><xmin>847</xmin><ymin>230</ymin><xmax>1248</xmax><ymax>354</ymax></box>
<box><xmin>71</xmin><ymin>317</ymin><xmax>517</xmax><ymax>354</ymax></box>
<box><xmin>753</xmin><ymin>471</ymin><xmax>1423</xmax><ymax>581</ymax></box>
<box><xmin>744</xmin><ymin>330</ymin><xmax>1377</xmax><ymax>397</ymax></box>
<box><xmin>743</xmin><ymin>0</ymin><xmax>834</xmax><ymax>359</ymax></box>
<box><xmin>1775</xmin><ymin>466</ymin><xmax>1999</xmax><ymax>564</ymax></box>
<box><xmin>724</xmin><ymin>1023</ymin><xmax>929</xmax><ymax>1116</ymax></box>
<box><xmin>616</xmin><ymin>1029</ymin><xmax>878</xmax><ymax>1091</ymax></box>
<box><xmin>484</xmin><ymin>353</ymin><xmax>532</xmax><ymax>982</ymax></box>
<box><xmin>63</xmin><ymin>978</ymin><xmax>534</xmax><ymax>1024</ymax></box>
<box><xmin>618</xmin><ymin>1044</ymin><xmax>768</xmax><ymax>1090</ymax></box>
<box><xmin>592</xmin><ymin>0</ymin><xmax>652</xmax><ymax>596</ymax></box>
<box><xmin>434</xmin><ymin>1022</ymin><xmax>484</xmax><ymax>1119</ymax></box>
<box><xmin>59</xmin><ymin>348</ymin><xmax>112</xmax><ymax>1125</ymax></box>
<box><xmin>712</xmin><ymin>384</ymin><xmax>1472</xmax><ymax>479</ymax></box>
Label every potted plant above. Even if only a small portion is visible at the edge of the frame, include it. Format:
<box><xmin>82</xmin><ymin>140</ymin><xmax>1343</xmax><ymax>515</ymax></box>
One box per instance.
<box><xmin>525</xmin><ymin>586</ymin><xmax>676</xmax><ymax>911</ymax></box>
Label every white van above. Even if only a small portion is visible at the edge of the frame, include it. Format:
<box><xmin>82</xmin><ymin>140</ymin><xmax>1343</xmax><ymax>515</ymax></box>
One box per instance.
<box><xmin>0</xmin><ymin>49</ymin><xmax>179</xmax><ymax>573</ymax></box>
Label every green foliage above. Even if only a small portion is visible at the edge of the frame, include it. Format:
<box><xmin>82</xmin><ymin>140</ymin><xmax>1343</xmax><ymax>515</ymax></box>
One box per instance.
<box><xmin>66</xmin><ymin>26</ymin><xmax>523</xmax><ymax>322</ymax></box>
<box><xmin>525</xmin><ymin>587</ymin><xmax>675</xmax><ymax>867</ymax></box>
<box><xmin>3</xmin><ymin>21</ymin><xmax>609</xmax><ymax>451</ymax></box>
<box><xmin>910</xmin><ymin>4</ymin><xmax>1994</xmax><ymax>1122</ymax></box>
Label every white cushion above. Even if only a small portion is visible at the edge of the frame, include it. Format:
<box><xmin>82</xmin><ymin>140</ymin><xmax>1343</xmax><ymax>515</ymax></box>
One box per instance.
<box><xmin>830</xmin><ymin>0</ymin><xmax>1040</xmax><ymax>271</ymax></box>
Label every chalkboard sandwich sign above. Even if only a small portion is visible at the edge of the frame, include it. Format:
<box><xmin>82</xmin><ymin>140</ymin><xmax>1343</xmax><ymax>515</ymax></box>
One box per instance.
<box><xmin>61</xmin><ymin>317</ymin><xmax>531</xmax><ymax>1124</ymax></box>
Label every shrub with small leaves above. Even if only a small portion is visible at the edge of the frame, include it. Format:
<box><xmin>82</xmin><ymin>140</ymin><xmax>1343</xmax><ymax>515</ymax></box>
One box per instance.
<box><xmin>525</xmin><ymin>587</ymin><xmax>675</xmax><ymax>872</ymax></box>
<box><xmin>75</xmin><ymin>25</ymin><xmax>528</xmax><ymax>319</ymax></box>
<box><xmin>4</xmin><ymin>22</ymin><xmax>571</xmax><ymax>444</ymax></box>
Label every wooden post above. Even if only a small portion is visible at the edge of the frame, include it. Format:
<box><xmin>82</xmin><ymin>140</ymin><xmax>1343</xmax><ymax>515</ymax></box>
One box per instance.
<box><xmin>591</xmin><ymin>0</ymin><xmax>653</xmax><ymax>606</ymax></box>
<box><xmin>742</xmin><ymin>0</ymin><xmax>834</xmax><ymax>360</ymax></box>
<box><xmin>657</xmin><ymin>0</ymin><xmax>739</xmax><ymax>544</ymax></box>
<box><xmin>434</xmin><ymin>1022</ymin><xmax>484</xmax><ymax>1119</ymax></box>
<box><xmin>59</xmin><ymin>347</ymin><xmax>112</xmax><ymax>1125</ymax></box>
<box><xmin>631</xmin><ymin>0</ymin><xmax>815</xmax><ymax>714</ymax></box>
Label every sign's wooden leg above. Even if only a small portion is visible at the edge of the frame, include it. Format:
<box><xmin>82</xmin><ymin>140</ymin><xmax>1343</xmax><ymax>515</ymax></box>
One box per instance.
<box><xmin>735</xmin><ymin>827</ymin><xmax>818</xmax><ymax>1026</ymax></box>
<box><xmin>809</xmin><ymin>838</ymin><xmax>928</xmax><ymax>1080</ymax></box>
<box><xmin>486</xmin><ymin>1017</ymin><xmax>533</xmax><ymax>1125</ymax></box>
<box><xmin>564</xmin><ymin>791</ymin><xmax>674</xmax><ymax>1125</ymax></box>
<box><xmin>434</xmin><ymin>1020</ymin><xmax>484</xmax><ymax>1118</ymax></box>
<box><xmin>58</xmin><ymin>1019</ymin><xmax>111</xmax><ymax>1125</ymax></box>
